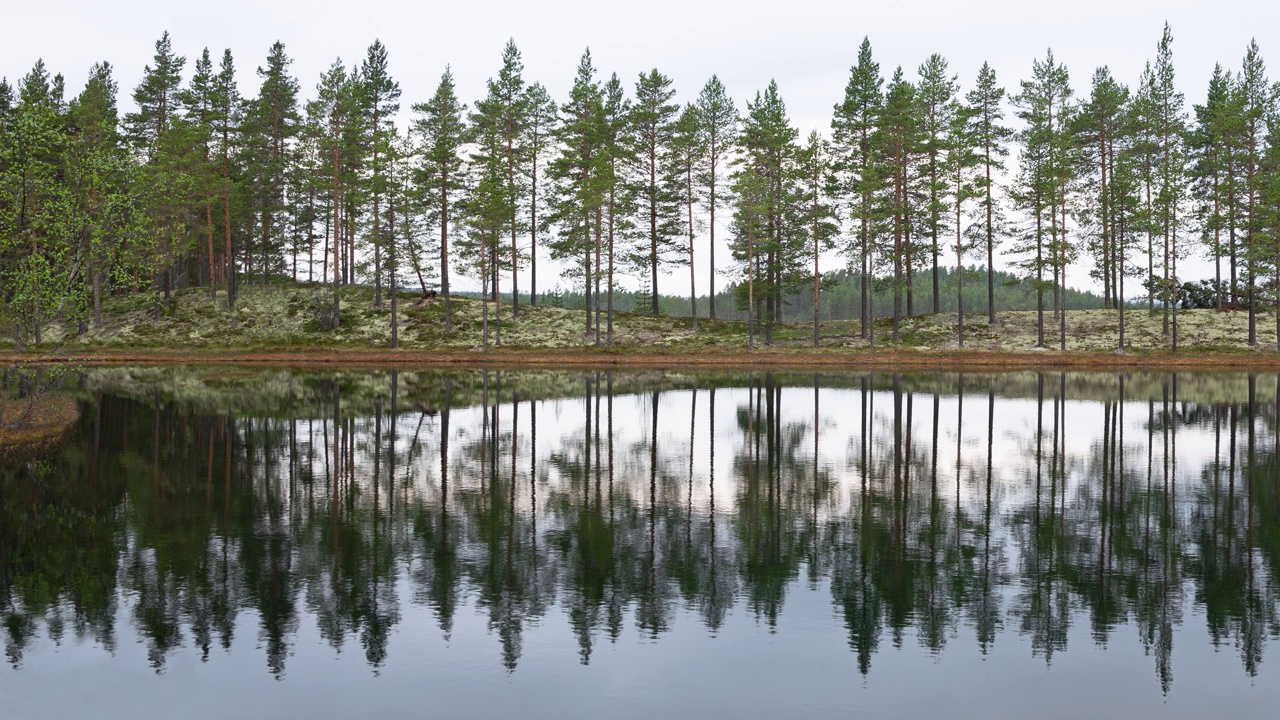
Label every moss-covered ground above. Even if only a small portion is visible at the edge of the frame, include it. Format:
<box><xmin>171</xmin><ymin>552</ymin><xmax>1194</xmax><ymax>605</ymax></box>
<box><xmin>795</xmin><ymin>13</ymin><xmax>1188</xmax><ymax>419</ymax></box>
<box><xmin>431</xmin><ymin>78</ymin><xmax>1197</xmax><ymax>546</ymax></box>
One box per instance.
<box><xmin>5</xmin><ymin>283</ymin><xmax>1280</xmax><ymax>364</ymax></box>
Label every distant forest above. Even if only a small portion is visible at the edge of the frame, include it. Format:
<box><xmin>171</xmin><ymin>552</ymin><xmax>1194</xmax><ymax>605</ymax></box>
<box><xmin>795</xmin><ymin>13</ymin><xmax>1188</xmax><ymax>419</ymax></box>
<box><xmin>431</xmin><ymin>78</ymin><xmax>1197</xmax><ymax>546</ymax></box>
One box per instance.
<box><xmin>2</xmin><ymin>24</ymin><xmax>1278</xmax><ymax>348</ymax></box>
<box><xmin>541</xmin><ymin>266</ymin><xmax>1106</xmax><ymax>321</ymax></box>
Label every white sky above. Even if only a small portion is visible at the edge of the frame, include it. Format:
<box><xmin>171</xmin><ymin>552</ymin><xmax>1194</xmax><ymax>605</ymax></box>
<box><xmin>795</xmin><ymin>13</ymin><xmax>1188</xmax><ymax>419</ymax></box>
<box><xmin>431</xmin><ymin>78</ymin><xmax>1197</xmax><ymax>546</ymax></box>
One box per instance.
<box><xmin>5</xmin><ymin>0</ymin><xmax>1278</xmax><ymax>297</ymax></box>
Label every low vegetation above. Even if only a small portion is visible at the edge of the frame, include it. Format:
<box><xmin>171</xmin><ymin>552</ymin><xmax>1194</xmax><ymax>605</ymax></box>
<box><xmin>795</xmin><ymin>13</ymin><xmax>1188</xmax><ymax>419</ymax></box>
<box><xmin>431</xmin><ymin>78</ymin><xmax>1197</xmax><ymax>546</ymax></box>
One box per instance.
<box><xmin>4</xmin><ymin>283</ymin><xmax>1279</xmax><ymax>357</ymax></box>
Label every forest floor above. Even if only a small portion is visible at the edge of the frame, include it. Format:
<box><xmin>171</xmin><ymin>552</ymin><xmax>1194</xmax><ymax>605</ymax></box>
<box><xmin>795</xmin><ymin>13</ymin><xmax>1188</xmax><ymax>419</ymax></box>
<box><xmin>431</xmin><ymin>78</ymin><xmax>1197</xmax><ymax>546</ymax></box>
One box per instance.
<box><xmin>4</xmin><ymin>283</ymin><xmax>1280</xmax><ymax>369</ymax></box>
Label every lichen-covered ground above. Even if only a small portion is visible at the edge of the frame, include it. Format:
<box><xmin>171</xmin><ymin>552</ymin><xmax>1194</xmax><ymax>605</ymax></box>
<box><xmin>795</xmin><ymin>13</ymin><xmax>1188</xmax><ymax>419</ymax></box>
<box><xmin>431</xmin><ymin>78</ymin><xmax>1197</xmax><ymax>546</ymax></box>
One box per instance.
<box><xmin>18</xmin><ymin>285</ymin><xmax>732</xmax><ymax>351</ymax></box>
<box><xmin>840</xmin><ymin>306</ymin><xmax>1278</xmax><ymax>353</ymax></box>
<box><xmin>5</xmin><ymin>283</ymin><xmax>1280</xmax><ymax>358</ymax></box>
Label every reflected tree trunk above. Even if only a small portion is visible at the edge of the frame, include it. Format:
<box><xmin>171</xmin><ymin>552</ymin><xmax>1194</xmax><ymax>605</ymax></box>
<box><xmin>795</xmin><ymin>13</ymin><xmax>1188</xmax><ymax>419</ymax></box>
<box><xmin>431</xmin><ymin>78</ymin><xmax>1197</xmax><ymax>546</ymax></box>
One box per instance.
<box><xmin>1036</xmin><ymin>373</ymin><xmax>1044</xmax><ymax>529</ymax></box>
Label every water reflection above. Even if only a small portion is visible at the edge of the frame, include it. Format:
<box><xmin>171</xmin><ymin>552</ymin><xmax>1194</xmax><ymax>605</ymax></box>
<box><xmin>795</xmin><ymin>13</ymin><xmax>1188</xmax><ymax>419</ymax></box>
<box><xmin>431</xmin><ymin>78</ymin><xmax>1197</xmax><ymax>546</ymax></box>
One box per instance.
<box><xmin>3</xmin><ymin>369</ymin><xmax>1280</xmax><ymax>692</ymax></box>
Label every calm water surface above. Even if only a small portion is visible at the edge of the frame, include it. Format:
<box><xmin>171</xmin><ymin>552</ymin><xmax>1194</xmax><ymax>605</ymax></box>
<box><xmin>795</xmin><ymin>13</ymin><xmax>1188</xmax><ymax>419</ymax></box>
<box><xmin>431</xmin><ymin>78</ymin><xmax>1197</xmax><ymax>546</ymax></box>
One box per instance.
<box><xmin>3</xmin><ymin>368</ymin><xmax>1280</xmax><ymax>719</ymax></box>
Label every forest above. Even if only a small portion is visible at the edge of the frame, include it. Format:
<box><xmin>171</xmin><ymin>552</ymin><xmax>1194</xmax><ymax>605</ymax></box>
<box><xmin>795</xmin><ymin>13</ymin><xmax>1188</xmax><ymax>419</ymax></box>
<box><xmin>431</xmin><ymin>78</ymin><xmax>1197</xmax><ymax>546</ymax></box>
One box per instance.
<box><xmin>2</xmin><ymin>25</ymin><xmax>1279</xmax><ymax>351</ymax></box>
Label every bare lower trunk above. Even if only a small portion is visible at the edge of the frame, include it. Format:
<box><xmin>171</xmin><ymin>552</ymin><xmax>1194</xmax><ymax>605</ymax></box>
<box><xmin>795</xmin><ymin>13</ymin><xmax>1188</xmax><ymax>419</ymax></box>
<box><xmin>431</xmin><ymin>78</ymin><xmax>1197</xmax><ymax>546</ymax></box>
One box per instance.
<box><xmin>481</xmin><ymin>244</ymin><xmax>490</xmax><ymax>353</ymax></box>
<box><xmin>93</xmin><ymin>270</ymin><xmax>102</xmax><ymax>327</ymax></box>
<box><xmin>206</xmin><ymin>204</ymin><xmax>216</xmax><ymax>298</ymax></box>
<box><xmin>583</xmin><ymin>239</ymin><xmax>592</xmax><ymax>337</ymax></box>
<box><xmin>608</xmin><ymin>213</ymin><xmax>615</xmax><ymax>348</ymax></box>
<box><xmin>441</xmin><ymin>183</ymin><xmax>452</xmax><ymax>332</ymax></box>
<box><xmin>747</xmin><ymin>232</ymin><xmax>755</xmax><ymax>351</ymax></box>
<box><xmin>390</xmin><ymin>251</ymin><xmax>399</xmax><ymax>349</ymax></box>
<box><xmin>689</xmin><ymin>221</ymin><xmax>698</xmax><ymax>331</ymax></box>
<box><xmin>957</xmin><ymin>247</ymin><xmax>964</xmax><ymax>349</ymax></box>
<box><xmin>1118</xmin><ymin>242</ymin><xmax>1125</xmax><ymax>353</ymax></box>
<box><xmin>594</xmin><ymin>213</ymin><xmax>602</xmax><ymax>347</ymax></box>
<box><xmin>493</xmin><ymin>241</ymin><xmax>502</xmax><ymax>347</ymax></box>
<box><xmin>709</xmin><ymin>187</ymin><xmax>717</xmax><ymax>319</ymax></box>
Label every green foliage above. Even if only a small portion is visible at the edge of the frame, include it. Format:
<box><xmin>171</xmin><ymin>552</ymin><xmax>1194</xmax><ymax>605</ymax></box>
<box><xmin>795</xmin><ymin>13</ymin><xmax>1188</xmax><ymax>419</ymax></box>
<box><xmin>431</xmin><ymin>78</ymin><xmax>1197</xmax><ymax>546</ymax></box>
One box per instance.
<box><xmin>729</xmin><ymin>80</ymin><xmax>805</xmax><ymax>346</ymax></box>
<box><xmin>3</xmin><ymin>26</ymin><xmax>1280</xmax><ymax>355</ymax></box>
<box><xmin>411</xmin><ymin>66</ymin><xmax>467</xmax><ymax>329</ymax></box>
<box><xmin>829</xmin><ymin>38</ymin><xmax>885</xmax><ymax>337</ymax></box>
<box><xmin>693</xmin><ymin>74</ymin><xmax>737</xmax><ymax>319</ymax></box>
<box><xmin>660</xmin><ymin>265</ymin><xmax>1102</xmax><ymax>322</ymax></box>
<box><xmin>628</xmin><ymin>68</ymin><xmax>684</xmax><ymax>313</ymax></box>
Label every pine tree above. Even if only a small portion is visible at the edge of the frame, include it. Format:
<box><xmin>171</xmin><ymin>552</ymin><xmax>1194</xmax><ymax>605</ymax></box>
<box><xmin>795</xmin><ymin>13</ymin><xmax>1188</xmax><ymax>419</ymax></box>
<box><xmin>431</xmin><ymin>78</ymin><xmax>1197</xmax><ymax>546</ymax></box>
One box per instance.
<box><xmin>946</xmin><ymin>85</ymin><xmax>979</xmax><ymax>347</ymax></box>
<box><xmin>831</xmin><ymin>38</ymin><xmax>883</xmax><ymax>339</ymax></box>
<box><xmin>876</xmin><ymin>67</ymin><xmax>923</xmax><ymax>342</ymax></box>
<box><xmin>1238</xmin><ymin>39</ymin><xmax>1274</xmax><ymax>346</ymax></box>
<box><xmin>1190</xmin><ymin>64</ymin><xmax>1235</xmax><ymax>312</ymax></box>
<box><xmin>965</xmin><ymin>62</ymin><xmax>1011</xmax><ymax>324</ymax></box>
<box><xmin>463</xmin><ymin>127</ymin><xmax>507</xmax><ymax>352</ymax></box>
<box><xmin>383</xmin><ymin>128</ymin><xmax>409</xmax><ymax>348</ymax></box>
<box><xmin>0</xmin><ymin>61</ymin><xmax>74</xmax><ymax>346</ymax></box>
<box><xmin>470</xmin><ymin>48</ymin><xmax>527</xmax><ymax>345</ymax></box>
<box><xmin>1109</xmin><ymin>111</ymin><xmax>1144</xmax><ymax>351</ymax></box>
<box><xmin>1012</xmin><ymin>49</ymin><xmax>1073</xmax><ymax>348</ymax></box>
<box><xmin>1075</xmin><ymin>66</ymin><xmax>1133</xmax><ymax>349</ymax></box>
<box><xmin>917</xmin><ymin>53</ymin><xmax>959</xmax><ymax>314</ymax></box>
<box><xmin>288</xmin><ymin>107</ymin><xmax>323</xmax><ymax>283</ymax></box>
<box><xmin>731</xmin><ymin>80</ymin><xmax>802</xmax><ymax>346</ymax></box>
<box><xmin>730</xmin><ymin>153</ymin><xmax>767</xmax><ymax>350</ymax></box>
<box><xmin>390</xmin><ymin>131</ymin><xmax>427</xmax><ymax>294</ymax></box>
<box><xmin>1151</xmin><ymin>23</ymin><xmax>1188</xmax><ymax>348</ymax></box>
<box><xmin>600</xmin><ymin>73</ymin><xmax>633</xmax><ymax>346</ymax></box>
<box><xmin>243</xmin><ymin>41</ymin><xmax>300</xmax><ymax>285</ymax></box>
<box><xmin>181</xmin><ymin>49</ymin><xmax>223</xmax><ymax>296</ymax></box>
<box><xmin>145</xmin><ymin>108</ymin><xmax>206</xmax><ymax>314</ymax></box>
<box><xmin>308</xmin><ymin>59</ymin><xmax>359</xmax><ymax>328</ymax></box>
<box><xmin>471</xmin><ymin>40</ymin><xmax>528</xmax><ymax>323</ymax></box>
<box><xmin>1261</xmin><ymin>114</ymin><xmax>1280</xmax><ymax>347</ymax></box>
<box><xmin>125</xmin><ymin>31</ymin><xmax>185</xmax><ymax>159</ymax></box>
<box><xmin>412</xmin><ymin>66</ymin><xmax>467</xmax><ymax>332</ymax></box>
<box><xmin>212</xmin><ymin>49</ymin><xmax>241</xmax><ymax>310</ymax></box>
<box><xmin>67</xmin><ymin>61</ymin><xmax>130</xmax><ymax>327</ymax></box>
<box><xmin>694</xmin><ymin>75</ymin><xmax>736</xmax><ymax>320</ymax></box>
<box><xmin>672</xmin><ymin>103</ymin><xmax>703</xmax><ymax>329</ymax></box>
<box><xmin>524</xmin><ymin>82</ymin><xmax>556</xmax><ymax>307</ymax></box>
<box><xmin>0</xmin><ymin>74</ymin><xmax>10</xmax><ymax>275</ymax></box>
<box><xmin>126</xmin><ymin>33</ymin><xmax>201</xmax><ymax>319</ymax></box>
<box><xmin>548</xmin><ymin>49</ymin><xmax>607</xmax><ymax>338</ymax></box>
<box><xmin>1131</xmin><ymin>64</ymin><xmax>1161</xmax><ymax>316</ymax></box>
<box><xmin>797</xmin><ymin>130</ymin><xmax>837</xmax><ymax>346</ymax></box>
<box><xmin>631</xmin><ymin>68</ymin><xmax>683</xmax><ymax>316</ymax></box>
<box><xmin>0</xmin><ymin>77</ymin><xmax>11</xmax><ymax>123</ymax></box>
<box><xmin>1075</xmin><ymin>67</ymin><xmax>1127</xmax><ymax>308</ymax></box>
<box><xmin>359</xmin><ymin>39</ymin><xmax>399</xmax><ymax>309</ymax></box>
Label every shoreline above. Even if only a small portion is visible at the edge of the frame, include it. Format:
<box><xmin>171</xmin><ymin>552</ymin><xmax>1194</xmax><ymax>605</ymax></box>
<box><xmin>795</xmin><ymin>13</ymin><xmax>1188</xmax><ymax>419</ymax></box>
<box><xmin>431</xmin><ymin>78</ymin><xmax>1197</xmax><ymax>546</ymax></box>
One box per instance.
<box><xmin>6</xmin><ymin>346</ymin><xmax>1280</xmax><ymax>370</ymax></box>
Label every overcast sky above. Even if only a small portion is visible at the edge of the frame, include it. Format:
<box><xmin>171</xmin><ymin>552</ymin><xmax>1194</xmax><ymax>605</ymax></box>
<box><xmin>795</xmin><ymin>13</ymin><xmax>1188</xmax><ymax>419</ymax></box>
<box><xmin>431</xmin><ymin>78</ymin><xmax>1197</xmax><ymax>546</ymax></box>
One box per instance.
<box><xmin>4</xmin><ymin>0</ymin><xmax>1278</xmax><ymax>294</ymax></box>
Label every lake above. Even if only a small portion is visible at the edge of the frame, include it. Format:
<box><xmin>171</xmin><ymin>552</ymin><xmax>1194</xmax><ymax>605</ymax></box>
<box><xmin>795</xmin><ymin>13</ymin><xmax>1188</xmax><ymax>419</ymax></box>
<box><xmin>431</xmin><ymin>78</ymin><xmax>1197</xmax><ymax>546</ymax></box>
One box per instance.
<box><xmin>2</xmin><ymin>367</ymin><xmax>1279</xmax><ymax>719</ymax></box>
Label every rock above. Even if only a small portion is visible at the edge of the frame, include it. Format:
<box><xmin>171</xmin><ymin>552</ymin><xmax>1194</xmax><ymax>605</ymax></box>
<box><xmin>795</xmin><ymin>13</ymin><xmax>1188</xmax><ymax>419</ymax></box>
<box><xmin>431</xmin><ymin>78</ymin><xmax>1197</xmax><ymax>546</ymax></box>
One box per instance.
<box><xmin>414</xmin><ymin>290</ymin><xmax>439</xmax><ymax>309</ymax></box>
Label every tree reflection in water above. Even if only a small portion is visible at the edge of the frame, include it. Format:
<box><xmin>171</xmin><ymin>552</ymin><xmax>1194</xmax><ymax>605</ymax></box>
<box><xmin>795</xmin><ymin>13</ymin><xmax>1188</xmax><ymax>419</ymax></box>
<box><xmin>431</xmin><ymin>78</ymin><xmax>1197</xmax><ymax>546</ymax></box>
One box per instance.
<box><xmin>3</xmin><ymin>369</ymin><xmax>1280</xmax><ymax>689</ymax></box>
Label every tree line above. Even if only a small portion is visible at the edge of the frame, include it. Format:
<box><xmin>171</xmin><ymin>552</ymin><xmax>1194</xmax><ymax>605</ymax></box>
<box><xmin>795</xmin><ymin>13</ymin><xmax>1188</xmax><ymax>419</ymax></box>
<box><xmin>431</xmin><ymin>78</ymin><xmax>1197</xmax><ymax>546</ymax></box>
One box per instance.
<box><xmin>549</xmin><ymin>266</ymin><xmax>1104</xmax><ymax>321</ymax></box>
<box><xmin>2</xmin><ymin>25</ymin><xmax>1279</xmax><ymax>350</ymax></box>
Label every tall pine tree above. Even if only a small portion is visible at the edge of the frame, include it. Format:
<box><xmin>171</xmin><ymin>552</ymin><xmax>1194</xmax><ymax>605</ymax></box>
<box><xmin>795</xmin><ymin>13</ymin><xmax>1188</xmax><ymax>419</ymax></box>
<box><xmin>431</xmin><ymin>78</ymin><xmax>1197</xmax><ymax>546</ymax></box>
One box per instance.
<box><xmin>694</xmin><ymin>75</ymin><xmax>736</xmax><ymax>320</ymax></box>
<box><xmin>965</xmin><ymin>62</ymin><xmax>1011</xmax><ymax>324</ymax></box>
<box><xmin>630</xmin><ymin>68</ymin><xmax>682</xmax><ymax>316</ymax></box>
<box><xmin>831</xmin><ymin>38</ymin><xmax>883</xmax><ymax>340</ymax></box>
<box><xmin>360</xmin><ymin>39</ymin><xmax>400</xmax><ymax>309</ymax></box>
<box><xmin>412</xmin><ymin>66</ymin><xmax>467</xmax><ymax>332</ymax></box>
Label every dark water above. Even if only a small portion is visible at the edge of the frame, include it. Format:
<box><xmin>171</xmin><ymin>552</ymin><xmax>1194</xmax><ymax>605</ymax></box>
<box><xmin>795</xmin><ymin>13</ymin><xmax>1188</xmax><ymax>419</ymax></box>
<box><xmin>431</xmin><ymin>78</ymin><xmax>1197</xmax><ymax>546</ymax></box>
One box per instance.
<box><xmin>3</xmin><ymin>368</ymin><xmax>1280</xmax><ymax>719</ymax></box>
